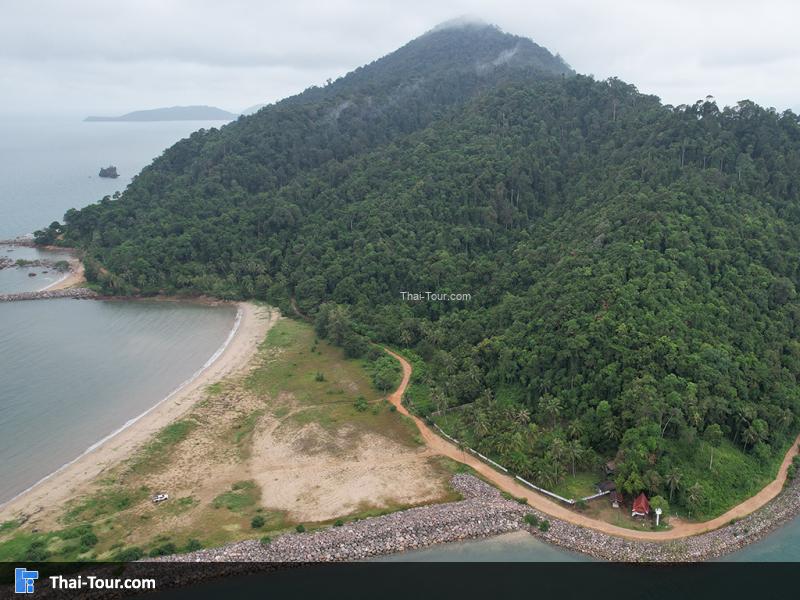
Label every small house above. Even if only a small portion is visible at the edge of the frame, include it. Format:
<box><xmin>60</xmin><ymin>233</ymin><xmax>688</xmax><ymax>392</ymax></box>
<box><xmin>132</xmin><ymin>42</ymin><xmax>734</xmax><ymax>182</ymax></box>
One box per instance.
<box><xmin>631</xmin><ymin>493</ymin><xmax>650</xmax><ymax>517</ymax></box>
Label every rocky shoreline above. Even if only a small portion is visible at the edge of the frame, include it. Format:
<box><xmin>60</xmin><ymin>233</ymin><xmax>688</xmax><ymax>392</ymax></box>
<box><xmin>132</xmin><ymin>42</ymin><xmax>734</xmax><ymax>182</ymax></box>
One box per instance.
<box><xmin>148</xmin><ymin>472</ymin><xmax>800</xmax><ymax>565</ymax></box>
<box><xmin>23</xmin><ymin>474</ymin><xmax>800</xmax><ymax>598</ymax></box>
<box><xmin>149</xmin><ymin>475</ymin><xmax>529</xmax><ymax>563</ymax></box>
<box><xmin>0</xmin><ymin>288</ymin><xmax>97</xmax><ymax>302</ymax></box>
<box><xmin>527</xmin><ymin>473</ymin><xmax>800</xmax><ymax>561</ymax></box>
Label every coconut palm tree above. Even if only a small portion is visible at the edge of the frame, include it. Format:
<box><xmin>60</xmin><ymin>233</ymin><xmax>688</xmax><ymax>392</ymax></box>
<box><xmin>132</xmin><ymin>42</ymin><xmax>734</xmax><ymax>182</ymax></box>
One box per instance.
<box><xmin>666</xmin><ymin>467</ymin><xmax>682</xmax><ymax>502</ymax></box>
<box><xmin>567</xmin><ymin>419</ymin><xmax>584</xmax><ymax>440</ymax></box>
<box><xmin>685</xmin><ymin>482</ymin><xmax>705</xmax><ymax>518</ymax></box>
<box><xmin>565</xmin><ymin>439</ymin><xmax>585</xmax><ymax>477</ymax></box>
<box><xmin>540</xmin><ymin>394</ymin><xmax>562</xmax><ymax>428</ymax></box>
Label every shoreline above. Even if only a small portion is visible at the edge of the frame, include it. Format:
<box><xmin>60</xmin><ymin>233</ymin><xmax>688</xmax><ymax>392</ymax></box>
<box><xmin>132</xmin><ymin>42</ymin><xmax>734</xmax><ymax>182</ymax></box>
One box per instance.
<box><xmin>524</xmin><ymin>473</ymin><xmax>800</xmax><ymax>561</ymax></box>
<box><xmin>151</xmin><ymin>470</ymin><xmax>800</xmax><ymax>565</ymax></box>
<box><xmin>150</xmin><ymin>475</ymin><xmax>531</xmax><ymax>563</ymax></box>
<box><xmin>41</xmin><ymin>255</ymin><xmax>84</xmax><ymax>290</ymax></box>
<box><xmin>0</xmin><ymin>301</ymin><xmax>277</xmax><ymax>523</ymax></box>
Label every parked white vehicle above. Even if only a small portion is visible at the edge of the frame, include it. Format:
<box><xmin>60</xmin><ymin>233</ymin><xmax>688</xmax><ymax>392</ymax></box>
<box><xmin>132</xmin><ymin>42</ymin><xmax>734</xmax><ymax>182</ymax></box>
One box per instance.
<box><xmin>151</xmin><ymin>493</ymin><xmax>169</xmax><ymax>504</ymax></box>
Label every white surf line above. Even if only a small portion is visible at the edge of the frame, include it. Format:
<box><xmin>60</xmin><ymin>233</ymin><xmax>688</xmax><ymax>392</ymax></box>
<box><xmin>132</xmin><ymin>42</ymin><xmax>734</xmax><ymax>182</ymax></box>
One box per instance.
<box><xmin>38</xmin><ymin>271</ymin><xmax>70</xmax><ymax>291</ymax></box>
<box><xmin>0</xmin><ymin>304</ymin><xmax>245</xmax><ymax>510</ymax></box>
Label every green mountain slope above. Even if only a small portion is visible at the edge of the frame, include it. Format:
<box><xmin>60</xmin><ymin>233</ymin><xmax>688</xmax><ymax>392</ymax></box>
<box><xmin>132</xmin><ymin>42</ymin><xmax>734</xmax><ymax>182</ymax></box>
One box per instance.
<box><xmin>40</xmin><ymin>23</ymin><xmax>800</xmax><ymax>517</ymax></box>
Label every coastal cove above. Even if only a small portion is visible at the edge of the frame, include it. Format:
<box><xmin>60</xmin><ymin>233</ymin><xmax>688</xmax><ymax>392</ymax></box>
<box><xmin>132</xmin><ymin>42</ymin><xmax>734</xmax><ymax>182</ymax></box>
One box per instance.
<box><xmin>0</xmin><ymin>298</ymin><xmax>242</xmax><ymax>505</ymax></box>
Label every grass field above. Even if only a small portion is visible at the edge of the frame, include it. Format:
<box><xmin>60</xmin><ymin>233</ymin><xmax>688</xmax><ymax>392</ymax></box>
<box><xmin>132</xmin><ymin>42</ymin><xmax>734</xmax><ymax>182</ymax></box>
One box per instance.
<box><xmin>0</xmin><ymin>317</ymin><xmax>456</xmax><ymax>562</ymax></box>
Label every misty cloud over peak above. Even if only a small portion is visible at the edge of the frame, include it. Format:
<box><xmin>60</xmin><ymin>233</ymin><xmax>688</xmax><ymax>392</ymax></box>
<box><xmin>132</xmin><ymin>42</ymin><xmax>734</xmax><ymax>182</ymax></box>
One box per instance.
<box><xmin>1</xmin><ymin>0</ymin><xmax>798</xmax><ymax>116</ymax></box>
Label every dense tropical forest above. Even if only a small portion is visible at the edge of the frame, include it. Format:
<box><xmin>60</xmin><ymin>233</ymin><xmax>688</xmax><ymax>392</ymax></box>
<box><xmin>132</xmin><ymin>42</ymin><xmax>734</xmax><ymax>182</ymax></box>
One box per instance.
<box><xmin>39</xmin><ymin>22</ymin><xmax>800</xmax><ymax>517</ymax></box>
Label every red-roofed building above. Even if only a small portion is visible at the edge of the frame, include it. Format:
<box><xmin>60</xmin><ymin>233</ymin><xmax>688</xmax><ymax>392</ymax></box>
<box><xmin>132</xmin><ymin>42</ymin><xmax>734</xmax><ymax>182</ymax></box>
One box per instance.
<box><xmin>631</xmin><ymin>493</ymin><xmax>650</xmax><ymax>517</ymax></box>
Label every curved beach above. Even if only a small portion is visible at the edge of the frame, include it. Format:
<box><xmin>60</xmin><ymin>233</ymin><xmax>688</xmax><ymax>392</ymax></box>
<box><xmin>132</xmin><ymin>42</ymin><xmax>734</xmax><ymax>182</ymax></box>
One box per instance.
<box><xmin>40</xmin><ymin>254</ymin><xmax>85</xmax><ymax>291</ymax></box>
<box><xmin>0</xmin><ymin>301</ymin><xmax>277</xmax><ymax>523</ymax></box>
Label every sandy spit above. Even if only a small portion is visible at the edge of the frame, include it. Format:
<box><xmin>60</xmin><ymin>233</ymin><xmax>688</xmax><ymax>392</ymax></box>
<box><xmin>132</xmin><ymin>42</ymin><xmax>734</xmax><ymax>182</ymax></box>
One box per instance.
<box><xmin>0</xmin><ymin>302</ymin><xmax>277</xmax><ymax>523</ymax></box>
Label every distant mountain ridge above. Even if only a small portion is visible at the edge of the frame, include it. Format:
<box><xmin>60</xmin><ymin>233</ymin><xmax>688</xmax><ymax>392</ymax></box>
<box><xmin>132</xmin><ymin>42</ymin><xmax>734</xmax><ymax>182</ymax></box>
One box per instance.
<box><xmin>85</xmin><ymin>105</ymin><xmax>237</xmax><ymax>122</ymax></box>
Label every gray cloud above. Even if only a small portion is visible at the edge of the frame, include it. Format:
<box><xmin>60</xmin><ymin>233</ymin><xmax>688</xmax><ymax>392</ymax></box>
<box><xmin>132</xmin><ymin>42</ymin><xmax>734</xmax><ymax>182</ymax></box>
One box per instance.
<box><xmin>1</xmin><ymin>0</ymin><xmax>798</xmax><ymax>115</ymax></box>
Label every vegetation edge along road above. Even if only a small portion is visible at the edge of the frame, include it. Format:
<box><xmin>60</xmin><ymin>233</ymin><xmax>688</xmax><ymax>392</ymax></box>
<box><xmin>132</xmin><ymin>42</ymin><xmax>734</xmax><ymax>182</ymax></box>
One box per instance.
<box><xmin>383</xmin><ymin>348</ymin><xmax>800</xmax><ymax>541</ymax></box>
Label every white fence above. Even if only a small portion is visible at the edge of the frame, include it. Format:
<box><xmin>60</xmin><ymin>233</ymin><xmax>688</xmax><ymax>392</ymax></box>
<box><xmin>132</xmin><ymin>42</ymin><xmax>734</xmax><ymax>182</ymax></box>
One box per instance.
<box><xmin>431</xmin><ymin>423</ymin><xmax>609</xmax><ymax>505</ymax></box>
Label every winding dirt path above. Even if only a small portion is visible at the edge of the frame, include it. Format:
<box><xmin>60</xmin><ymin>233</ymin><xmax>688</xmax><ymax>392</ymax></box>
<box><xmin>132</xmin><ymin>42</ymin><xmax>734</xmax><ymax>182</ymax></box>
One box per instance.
<box><xmin>383</xmin><ymin>348</ymin><xmax>800</xmax><ymax>541</ymax></box>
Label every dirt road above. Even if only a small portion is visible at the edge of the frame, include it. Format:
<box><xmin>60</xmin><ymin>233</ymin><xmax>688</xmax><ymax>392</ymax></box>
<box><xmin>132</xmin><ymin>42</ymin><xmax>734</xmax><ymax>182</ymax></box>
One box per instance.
<box><xmin>383</xmin><ymin>348</ymin><xmax>800</xmax><ymax>541</ymax></box>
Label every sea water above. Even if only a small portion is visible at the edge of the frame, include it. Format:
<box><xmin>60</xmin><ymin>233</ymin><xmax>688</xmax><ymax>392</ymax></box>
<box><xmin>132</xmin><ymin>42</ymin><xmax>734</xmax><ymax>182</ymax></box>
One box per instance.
<box><xmin>0</xmin><ymin>115</ymin><xmax>238</xmax><ymax>504</ymax></box>
<box><xmin>0</xmin><ymin>299</ymin><xmax>236</xmax><ymax>503</ymax></box>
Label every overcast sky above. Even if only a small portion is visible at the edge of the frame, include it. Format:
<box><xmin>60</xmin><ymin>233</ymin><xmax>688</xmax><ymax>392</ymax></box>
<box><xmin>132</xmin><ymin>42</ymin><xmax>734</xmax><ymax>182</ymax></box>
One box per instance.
<box><xmin>1</xmin><ymin>0</ymin><xmax>798</xmax><ymax>116</ymax></box>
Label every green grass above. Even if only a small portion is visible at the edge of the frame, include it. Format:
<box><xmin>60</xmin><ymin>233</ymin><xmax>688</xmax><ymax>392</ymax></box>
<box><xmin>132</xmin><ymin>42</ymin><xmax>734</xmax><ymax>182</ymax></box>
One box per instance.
<box><xmin>0</xmin><ymin>524</ymin><xmax>104</xmax><ymax>562</ymax></box>
<box><xmin>251</xmin><ymin>319</ymin><xmax>420</xmax><ymax>447</ymax></box>
<box><xmin>432</xmin><ymin>411</ymin><xmax>477</xmax><ymax>448</ymax></box>
<box><xmin>231</xmin><ymin>409</ymin><xmax>265</xmax><ymax>458</ymax></box>
<box><xmin>0</xmin><ymin>520</ymin><xmax>20</xmax><ymax>534</ymax></box>
<box><xmin>62</xmin><ymin>485</ymin><xmax>149</xmax><ymax>525</ymax></box>
<box><xmin>212</xmin><ymin>480</ymin><xmax>259</xmax><ymax>512</ymax></box>
<box><xmin>129</xmin><ymin>418</ymin><xmax>197</xmax><ymax>474</ymax></box>
<box><xmin>664</xmin><ymin>437</ymin><xmax>791</xmax><ymax>519</ymax></box>
<box><xmin>551</xmin><ymin>471</ymin><xmax>599</xmax><ymax>500</ymax></box>
<box><xmin>397</xmin><ymin>350</ymin><xmax>434</xmax><ymax>414</ymax></box>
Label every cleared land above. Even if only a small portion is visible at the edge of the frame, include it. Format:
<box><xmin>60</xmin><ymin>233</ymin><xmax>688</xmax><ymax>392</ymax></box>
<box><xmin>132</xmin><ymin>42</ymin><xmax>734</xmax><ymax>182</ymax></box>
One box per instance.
<box><xmin>0</xmin><ymin>317</ymin><xmax>456</xmax><ymax>561</ymax></box>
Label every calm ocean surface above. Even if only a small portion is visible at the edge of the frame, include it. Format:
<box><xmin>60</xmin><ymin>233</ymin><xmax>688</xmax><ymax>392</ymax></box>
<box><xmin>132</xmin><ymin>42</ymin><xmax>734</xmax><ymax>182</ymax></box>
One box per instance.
<box><xmin>0</xmin><ymin>116</ymin><xmax>237</xmax><ymax>504</ymax></box>
<box><xmin>0</xmin><ymin>116</ymin><xmax>227</xmax><ymax>239</ymax></box>
<box><xmin>0</xmin><ymin>299</ymin><xmax>236</xmax><ymax>503</ymax></box>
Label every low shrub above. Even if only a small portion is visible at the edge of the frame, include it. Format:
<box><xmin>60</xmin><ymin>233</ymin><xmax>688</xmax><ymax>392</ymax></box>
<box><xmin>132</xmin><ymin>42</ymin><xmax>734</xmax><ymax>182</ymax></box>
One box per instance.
<box><xmin>295</xmin><ymin>524</ymin><xmax>306</xmax><ymax>533</ymax></box>
<box><xmin>251</xmin><ymin>515</ymin><xmax>266</xmax><ymax>529</ymax></box>
<box><xmin>24</xmin><ymin>540</ymin><xmax>50</xmax><ymax>562</ymax></box>
<box><xmin>148</xmin><ymin>542</ymin><xmax>177</xmax><ymax>558</ymax></box>
<box><xmin>260</xmin><ymin>536</ymin><xmax>272</xmax><ymax>546</ymax></box>
<box><xmin>523</xmin><ymin>514</ymin><xmax>539</xmax><ymax>526</ymax></box>
<box><xmin>79</xmin><ymin>532</ymin><xmax>99</xmax><ymax>551</ymax></box>
<box><xmin>539</xmin><ymin>520</ymin><xmax>550</xmax><ymax>532</ymax></box>
<box><xmin>112</xmin><ymin>547</ymin><xmax>144</xmax><ymax>562</ymax></box>
<box><xmin>185</xmin><ymin>539</ymin><xmax>204</xmax><ymax>552</ymax></box>
<box><xmin>334</xmin><ymin>519</ymin><xmax>344</xmax><ymax>527</ymax></box>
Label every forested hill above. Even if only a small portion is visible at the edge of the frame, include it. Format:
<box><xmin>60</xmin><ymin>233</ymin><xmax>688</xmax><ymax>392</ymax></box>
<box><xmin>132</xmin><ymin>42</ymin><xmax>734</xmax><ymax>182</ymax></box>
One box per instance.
<box><xmin>41</xmin><ymin>22</ymin><xmax>800</xmax><ymax>517</ymax></box>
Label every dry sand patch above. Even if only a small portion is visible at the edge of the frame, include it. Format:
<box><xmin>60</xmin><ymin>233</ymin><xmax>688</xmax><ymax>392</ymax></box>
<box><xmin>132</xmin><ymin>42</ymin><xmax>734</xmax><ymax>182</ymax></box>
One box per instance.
<box><xmin>249</xmin><ymin>415</ymin><xmax>449</xmax><ymax>522</ymax></box>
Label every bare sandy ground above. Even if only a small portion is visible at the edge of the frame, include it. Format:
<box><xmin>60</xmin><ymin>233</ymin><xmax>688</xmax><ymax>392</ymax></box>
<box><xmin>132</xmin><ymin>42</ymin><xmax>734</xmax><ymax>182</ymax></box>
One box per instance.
<box><xmin>249</xmin><ymin>414</ymin><xmax>447</xmax><ymax>522</ymax></box>
<box><xmin>384</xmin><ymin>348</ymin><xmax>800</xmax><ymax>542</ymax></box>
<box><xmin>0</xmin><ymin>302</ymin><xmax>276</xmax><ymax>524</ymax></box>
<box><xmin>41</xmin><ymin>255</ymin><xmax>85</xmax><ymax>290</ymax></box>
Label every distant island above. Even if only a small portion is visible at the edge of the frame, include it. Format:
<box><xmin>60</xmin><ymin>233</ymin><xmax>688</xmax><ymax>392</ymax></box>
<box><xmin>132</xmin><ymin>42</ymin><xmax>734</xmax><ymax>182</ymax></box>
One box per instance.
<box><xmin>98</xmin><ymin>166</ymin><xmax>119</xmax><ymax>178</ymax></box>
<box><xmin>241</xmin><ymin>103</ymin><xmax>267</xmax><ymax>116</ymax></box>
<box><xmin>85</xmin><ymin>105</ymin><xmax>238</xmax><ymax>122</ymax></box>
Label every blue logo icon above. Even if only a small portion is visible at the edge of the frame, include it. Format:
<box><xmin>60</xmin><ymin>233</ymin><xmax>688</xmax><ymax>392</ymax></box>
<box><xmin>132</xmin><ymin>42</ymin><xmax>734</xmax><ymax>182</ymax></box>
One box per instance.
<box><xmin>14</xmin><ymin>568</ymin><xmax>38</xmax><ymax>594</ymax></box>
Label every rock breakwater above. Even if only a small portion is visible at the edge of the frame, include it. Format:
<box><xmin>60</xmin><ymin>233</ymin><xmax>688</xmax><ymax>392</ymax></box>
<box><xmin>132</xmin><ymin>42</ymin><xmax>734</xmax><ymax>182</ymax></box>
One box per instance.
<box><xmin>0</xmin><ymin>288</ymin><xmax>97</xmax><ymax>302</ymax></box>
<box><xmin>150</xmin><ymin>475</ymin><xmax>529</xmax><ymax>563</ymax></box>
<box><xmin>525</xmin><ymin>475</ymin><xmax>800</xmax><ymax>561</ymax></box>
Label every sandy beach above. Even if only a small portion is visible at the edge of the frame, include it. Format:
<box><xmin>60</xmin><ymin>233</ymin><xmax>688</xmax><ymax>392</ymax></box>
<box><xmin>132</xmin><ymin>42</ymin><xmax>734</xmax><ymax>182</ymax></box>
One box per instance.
<box><xmin>0</xmin><ymin>301</ymin><xmax>277</xmax><ymax>524</ymax></box>
<box><xmin>41</xmin><ymin>253</ymin><xmax>85</xmax><ymax>291</ymax></box>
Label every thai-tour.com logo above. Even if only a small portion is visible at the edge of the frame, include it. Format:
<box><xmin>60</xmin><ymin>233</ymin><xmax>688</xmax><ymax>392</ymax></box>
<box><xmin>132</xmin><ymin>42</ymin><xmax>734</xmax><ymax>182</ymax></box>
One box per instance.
<box><xmin>12</xmin><ymin>567</ymin><xmax>156</xmax><ymax>594</ymax></box>
<box><xmin>14</xmin><ymin>568</ymin><xmax>38</xmax><ymax>594</ymax></box>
